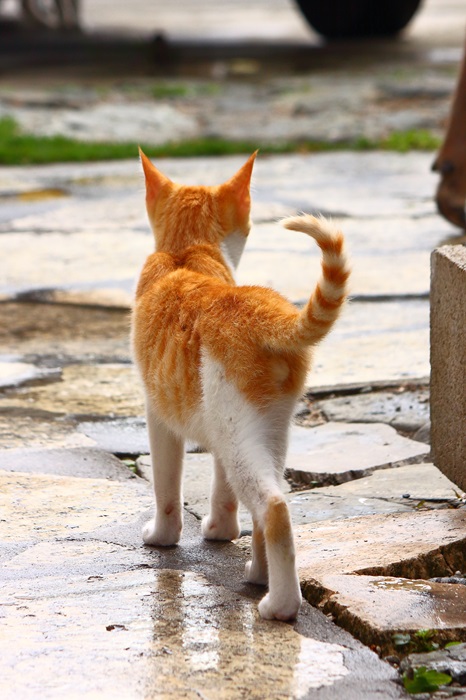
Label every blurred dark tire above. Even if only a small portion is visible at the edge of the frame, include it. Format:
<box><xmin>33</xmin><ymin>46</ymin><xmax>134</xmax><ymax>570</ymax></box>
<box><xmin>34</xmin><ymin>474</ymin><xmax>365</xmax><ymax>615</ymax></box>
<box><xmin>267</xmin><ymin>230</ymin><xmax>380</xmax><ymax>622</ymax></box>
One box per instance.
<box><xmin>294</xmin><ymin>0</ymin><xmax>423</xmax><ymax>38</ymax></box>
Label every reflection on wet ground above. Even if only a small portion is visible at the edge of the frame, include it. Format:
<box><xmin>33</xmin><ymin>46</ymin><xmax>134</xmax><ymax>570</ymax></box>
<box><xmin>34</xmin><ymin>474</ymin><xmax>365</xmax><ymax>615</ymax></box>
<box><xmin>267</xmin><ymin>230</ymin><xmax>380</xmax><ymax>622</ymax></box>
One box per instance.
<box><xmin>0</xmin><ymin>562</ymin><xmax>349</xmax><ymax>699</ymax></box>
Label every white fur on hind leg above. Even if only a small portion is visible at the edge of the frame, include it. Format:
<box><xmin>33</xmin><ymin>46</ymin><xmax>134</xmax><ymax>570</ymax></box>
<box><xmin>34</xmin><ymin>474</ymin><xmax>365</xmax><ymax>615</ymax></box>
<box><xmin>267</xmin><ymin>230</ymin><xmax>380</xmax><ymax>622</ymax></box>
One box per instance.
<box><xmin>258</xmin><ymin>588</ymin><xmax>302</xmax><ymax>621</ymax></box>
<box><xmin>201</xmin><ymin>350</ymin><xmax>301</xmax><ymax>620</ymax></box>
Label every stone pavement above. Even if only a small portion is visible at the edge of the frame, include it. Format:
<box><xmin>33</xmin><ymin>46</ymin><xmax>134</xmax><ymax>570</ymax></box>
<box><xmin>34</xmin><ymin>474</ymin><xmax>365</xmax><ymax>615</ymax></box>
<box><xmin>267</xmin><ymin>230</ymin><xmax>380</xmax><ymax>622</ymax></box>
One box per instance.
<box><xmin>1</xmin><ymin>150</ymin><xmax>466</xmax><ymax>698</ymax></box>
<box><xmin>2</xmin><ymin>0</ymin><xmax>466</xmax><ymax>690</ymax></box>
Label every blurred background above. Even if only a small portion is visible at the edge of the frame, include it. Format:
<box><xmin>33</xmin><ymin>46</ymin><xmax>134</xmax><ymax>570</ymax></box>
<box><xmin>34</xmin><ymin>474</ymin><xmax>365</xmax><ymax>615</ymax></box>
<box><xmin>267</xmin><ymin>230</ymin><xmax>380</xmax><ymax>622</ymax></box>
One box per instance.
<box><xmin>0</xmin><ymin>0</ymin><xmax>464</xmax><ymax>157</ymax></box>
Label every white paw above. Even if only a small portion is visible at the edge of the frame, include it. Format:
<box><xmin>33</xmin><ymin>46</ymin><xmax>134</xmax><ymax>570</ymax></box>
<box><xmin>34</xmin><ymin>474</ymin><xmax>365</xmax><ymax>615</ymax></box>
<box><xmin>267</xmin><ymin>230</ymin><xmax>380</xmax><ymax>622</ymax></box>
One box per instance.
<box><xmin>245</xmin><ymin>560</ymin><xmax>268</xmax><ymax>586</ymax></box>
<box><xmin>142</xmin><ymin>517</ymin><xmax>181</xmax><ymax>547</ymax></box>
<box><xmin>258</xmin><ymin>591</ymin><xmax>302</xmax><ymax>621</ymax></box>
<box><xmin>201</xmin><ymin>514</ymin><xmax>241</xmax><ymax>541</ymax></box>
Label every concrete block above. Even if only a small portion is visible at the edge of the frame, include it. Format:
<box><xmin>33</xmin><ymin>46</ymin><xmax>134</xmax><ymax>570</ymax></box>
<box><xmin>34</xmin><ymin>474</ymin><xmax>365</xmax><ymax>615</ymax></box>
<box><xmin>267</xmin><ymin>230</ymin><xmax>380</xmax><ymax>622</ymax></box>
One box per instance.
<box><xmin>431</xmin><ymin>246</ymin><xmax>466</xmax><ymax>492</ymax></box>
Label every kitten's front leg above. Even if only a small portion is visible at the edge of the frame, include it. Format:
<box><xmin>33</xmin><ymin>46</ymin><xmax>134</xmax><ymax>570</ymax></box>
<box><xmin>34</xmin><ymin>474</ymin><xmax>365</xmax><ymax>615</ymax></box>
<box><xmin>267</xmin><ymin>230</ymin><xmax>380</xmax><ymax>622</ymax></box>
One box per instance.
<box><xmin>142</xmin><ymin>406</ymin><xmax>184</xmax><ymax>547</ymax></box>
<box><xmin>201</xmin><ymin>456</ymin><xmax>241</xmax><ymax>541</ymax></box>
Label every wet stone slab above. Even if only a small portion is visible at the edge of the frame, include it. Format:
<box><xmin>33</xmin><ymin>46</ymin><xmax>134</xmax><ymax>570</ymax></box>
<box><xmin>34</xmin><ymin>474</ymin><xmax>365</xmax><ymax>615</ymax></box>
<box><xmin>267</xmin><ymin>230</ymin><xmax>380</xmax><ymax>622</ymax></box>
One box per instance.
<box><xmin>0</xmin><ymin>464</ymin><xmax>403</xmax><ymax>699</ymax></box>
<box><xmin>0</xmin><ymin>153</ymin><xmax>439</xmax><ymax>390</ymax></box>
<box><xmin>0</xmin><ymin>364</ymin><xmax>145</xmax><ymax>419</ymax></box>
<box><xmin>0</xmin><ymin>563</ymin><xmax>351</xmax><ymax>700</ymax></box>
<box><xmin>0</xmin><ymin>447</ymin><xmax>136</xmax><ymax>481</ymax></box>
<box><xmin>310</xmin><ymin>574</ymin><xmax>466</xmax><ymax>656</ymax></box>
<box><xmin>313</xmin><ymin>388</ymin><xmax>430</xmax><ymax>434</ymax></box>
<box><xmin>0</xmin><ymin>299</ymin><xmax>431</xmax><ymax>389</ymax></box>
<box><xmin>308</xmin><ymin>299</ymin><xmax>430</xmax><ymax>389</ymax></box>
<box><xmin>0</xmin><ymin>469</ymin><xmax>151</xmax><ymax>544</ymax></box>
<box><xmin>0</xmin><ymin>153</ymin><xmax>454</xmax><ymax>301</ymax></box>
<box><xmin>0</xmin><ymin>211</ymin><xmax>450</xmax><ymax>302</ymax></box>
<box><xmin>240</xmin><ymin>215</ymin><xmax>450</xmax><ymax>300</ymax></box>
<box><xmin>0</xmin><ymin>152</ymin><xmax>447</xmax><ymax>219</ymax></box>
<box><xmin>0</xmin><ymin>302</ymin><xmax>131</xmax><ymax>365</ymax></box>
<box><xmin>138</xmin><ymin>445</ymin><xmax>439</xmax><ymax>534</ymax></box>
<box><xmin>77</xmin><ymin>417</ymin><xmax>150</xmax><ymax>455</ymax></box>
<box><xmin>286</xmin><ymin>423</ymin><xmax>428</xmax><ymax>487</ymax></box>
<box><xmin>289</xmin><ymin>463</ymin><xmax>461</xmax><ymax>526</ymax></box>
<box><xmin>0</xmin><ymin>412</ymin><xmax>95</xmax><ymax>451</ymax></box>
<box><xmin>297</xmin><ymin>510</ymin><xmax>466</xmax><ymax>654</ymax></box>
<box><xmin>297</xmin><ymin>509</ymin><xmax>466</xmax><ymax>581</ymax></box>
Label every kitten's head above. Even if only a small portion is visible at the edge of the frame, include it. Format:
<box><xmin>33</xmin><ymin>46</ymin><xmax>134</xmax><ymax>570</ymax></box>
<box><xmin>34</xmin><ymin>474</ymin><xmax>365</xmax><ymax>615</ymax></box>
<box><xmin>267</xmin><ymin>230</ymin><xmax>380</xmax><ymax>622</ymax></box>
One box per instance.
<box><xmin>139</xmin><ymin>149</ymin><xmax>257</xmax><ymax>269</ymax></box>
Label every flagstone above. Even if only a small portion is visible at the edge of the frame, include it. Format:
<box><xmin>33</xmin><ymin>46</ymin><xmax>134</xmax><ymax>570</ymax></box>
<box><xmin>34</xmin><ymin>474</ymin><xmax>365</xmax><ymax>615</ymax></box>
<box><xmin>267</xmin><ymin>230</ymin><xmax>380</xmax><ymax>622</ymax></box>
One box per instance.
<box><xmin>313</xmin><ymin>388</ymin><xmax>430</xmax><ymax>434</ymax></box>
<box><xmin>0</xmin><ymin>364</ymin><xmax>145</xmax><ymax>419</ymax></box>
<box><xmin>286</xmin><ymin>423</ymin><xmax>428</xmax><ymax>486</ymax></box>
<box><xmin>296</xmin><ymin>509</ymin><xmax>466</xmax><ymax>653</ymax></box>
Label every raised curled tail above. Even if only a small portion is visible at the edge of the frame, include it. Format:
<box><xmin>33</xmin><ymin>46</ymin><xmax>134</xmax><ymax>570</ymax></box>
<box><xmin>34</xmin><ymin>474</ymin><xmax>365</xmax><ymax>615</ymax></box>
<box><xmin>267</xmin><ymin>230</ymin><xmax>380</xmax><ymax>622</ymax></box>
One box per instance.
<box><xmin>281</xmin><ymin>214</ymin><xmax>350</xmax><ymax>346</ymax></box>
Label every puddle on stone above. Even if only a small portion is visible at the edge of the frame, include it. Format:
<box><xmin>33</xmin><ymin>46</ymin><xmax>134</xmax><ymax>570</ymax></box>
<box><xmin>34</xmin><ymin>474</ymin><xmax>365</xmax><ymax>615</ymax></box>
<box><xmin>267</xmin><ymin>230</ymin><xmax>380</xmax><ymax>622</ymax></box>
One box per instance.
<box><xmin>316</xmin><ymin>573</ymin><xmax>466</xmax><ymax>653</ymax></box>
<box><xmin>147</xmin><ymin>570</ymin><xmax>349</xmax><ymax>698</ymax></box>
<box><xmin>371</xmin><ymin>577</ymin><xmax>433</xmax><ymax>593</ymax></box>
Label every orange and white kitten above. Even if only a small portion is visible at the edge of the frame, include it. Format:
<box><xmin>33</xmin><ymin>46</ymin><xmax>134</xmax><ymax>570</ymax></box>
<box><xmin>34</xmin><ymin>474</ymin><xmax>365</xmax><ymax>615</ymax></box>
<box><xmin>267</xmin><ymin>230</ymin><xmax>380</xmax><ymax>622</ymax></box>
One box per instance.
<box><xmin>132</xmin><ymin>151</ymin><xmax>350</xmax><ymax>621</ymax></box>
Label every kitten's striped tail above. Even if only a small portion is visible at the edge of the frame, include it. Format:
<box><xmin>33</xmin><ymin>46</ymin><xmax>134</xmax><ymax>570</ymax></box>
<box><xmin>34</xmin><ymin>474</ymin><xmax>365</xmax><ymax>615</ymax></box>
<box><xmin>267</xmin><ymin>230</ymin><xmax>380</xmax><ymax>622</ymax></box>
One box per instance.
<box><xmin>281</xmin><ymin>214</ymin><xmax>350</xmax><ymax>346</ymax></box>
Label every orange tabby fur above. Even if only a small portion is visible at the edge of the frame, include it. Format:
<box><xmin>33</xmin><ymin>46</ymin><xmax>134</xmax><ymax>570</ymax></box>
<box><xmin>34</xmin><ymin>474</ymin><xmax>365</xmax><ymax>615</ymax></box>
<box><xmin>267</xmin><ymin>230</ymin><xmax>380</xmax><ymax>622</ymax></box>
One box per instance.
<box><xmin>132</xmin><ymin>151</ymin><xmax>350</xmax><ymax>620</ymax></box>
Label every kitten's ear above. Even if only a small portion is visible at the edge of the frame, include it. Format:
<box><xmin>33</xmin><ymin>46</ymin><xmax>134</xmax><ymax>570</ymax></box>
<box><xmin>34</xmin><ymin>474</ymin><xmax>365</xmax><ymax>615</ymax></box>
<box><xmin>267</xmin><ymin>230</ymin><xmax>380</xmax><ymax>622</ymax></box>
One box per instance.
<box><xmin>222</xmin><ymin>151</ymin><xmax>258</xmax><ymax>217</ymax></box>
<box><xmin>139</xmin><ymin>147</ymin><xmax>172</xmax><ymax>202</ymax></box>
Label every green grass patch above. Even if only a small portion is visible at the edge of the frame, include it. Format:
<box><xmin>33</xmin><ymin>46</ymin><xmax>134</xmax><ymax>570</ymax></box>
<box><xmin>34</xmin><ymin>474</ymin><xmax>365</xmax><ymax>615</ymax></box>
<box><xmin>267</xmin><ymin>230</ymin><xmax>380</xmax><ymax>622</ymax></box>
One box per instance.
<box><xmin>151</xmin><ymin>82</ymin><xmax>222</xmax><ymax>99</ymax></box>
<box><xmin>0</xmin><ymin>117</ymin><xmax>441</xmax><ymax>165</ymax></box>
<box><xmin>151</xmin><ymin>83</ymin><xmax>190</xmax><ymax>99</ymax></box>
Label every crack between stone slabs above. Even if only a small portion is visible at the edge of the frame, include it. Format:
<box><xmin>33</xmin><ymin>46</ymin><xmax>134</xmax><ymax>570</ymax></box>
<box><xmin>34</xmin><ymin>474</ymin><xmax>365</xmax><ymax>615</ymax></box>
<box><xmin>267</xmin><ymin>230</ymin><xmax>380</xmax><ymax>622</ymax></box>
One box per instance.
<box><xmin>0</xmin><ymin>405</ymin><xmax>143</xmax><ymax>424</ymax></box>
<box><xmin>353</xmin><ymin>536</ymin><xmax>466</xmax><ymax>580</ymax></box>
<box><xmin>0</xmin><ymin>368</ymin><xmax>63</xmax><ymax>392</ymax></box>
<box><xmin>287</xmin><ymin>452</ymin><xmax>430</xmax><ymax>489</ymax></box>
<box><xmin>0</xmin><ymin>297</ymin><xmax>130</xmax><ymax>314</ymax></box>
<box><xmin>61</xmin><ymin>534</ymin><xmax>141</xmax><ymax>551</ymax></box>
<box><xmin>349</xmin><ymin>292</ymin><xmax>430</xmax><ymax>303</ymax></box>
<box><xmin>291</xmin><ymin>490</ymin><xmax>430</xmax><ymax>510</ymax></box>
<box><xmin>184</xmin><ymin>506</ymin><xmax>202</xmax><ymax>521</ymax></box>
<box><xmin>9</xmin><ymin>291</ymin><xmax>130</xmax><ymax>312</ymax></box>
<box><xmin>0</xmin><ymin>405</ymin><xmax>68</xmax><ymax>420</ymax></box>
<box><xmin>0</xmin><ymin>227</ymin><xmax>85</xmax><ymax>235</ymax></box>
<box><xmin>20</xmin><ymin>355</ymin><xmax>132</xmax><ymax>369</ymax></box>
<box><xmin>307</xmin><ymin>377</ymin><xmax>430</xmax><ymax>399</ymax></box>
<box><xmin>295</xmin><ymin>293</ymin><xmax>429</xmax><ymax>308</ymax></box>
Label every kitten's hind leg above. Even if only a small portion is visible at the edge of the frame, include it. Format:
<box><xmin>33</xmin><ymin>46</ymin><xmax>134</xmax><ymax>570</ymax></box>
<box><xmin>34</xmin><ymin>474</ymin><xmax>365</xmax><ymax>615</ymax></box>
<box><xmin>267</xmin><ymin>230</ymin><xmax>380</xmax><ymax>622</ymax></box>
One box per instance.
<box><xmin>257</xmin><ymin>494</ymin><xmax>302</xmax><ymax>621</ymax></box>
<box><xmin>142</xmin><ymin>405</ymin><xmax>184</xmax><ymax>547</ymax></box>
<box><xmin>201</xmin><ymin>456</ymin><xmax>241</xmax><ymax>541</ymax></box>
<box><xmin>228</xmin><ymin>448</ymin><xmax>301</xmax><ymax>620</ymax></box>
<box><xmin>231</xmin><ymin>445</ymin><xmax>301</xmax><ymax>619</ymax></box>
<box><xmin>244</xmin><ymin>519</ymin><xmax>268</xmax><ymax>585</ymax></box>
